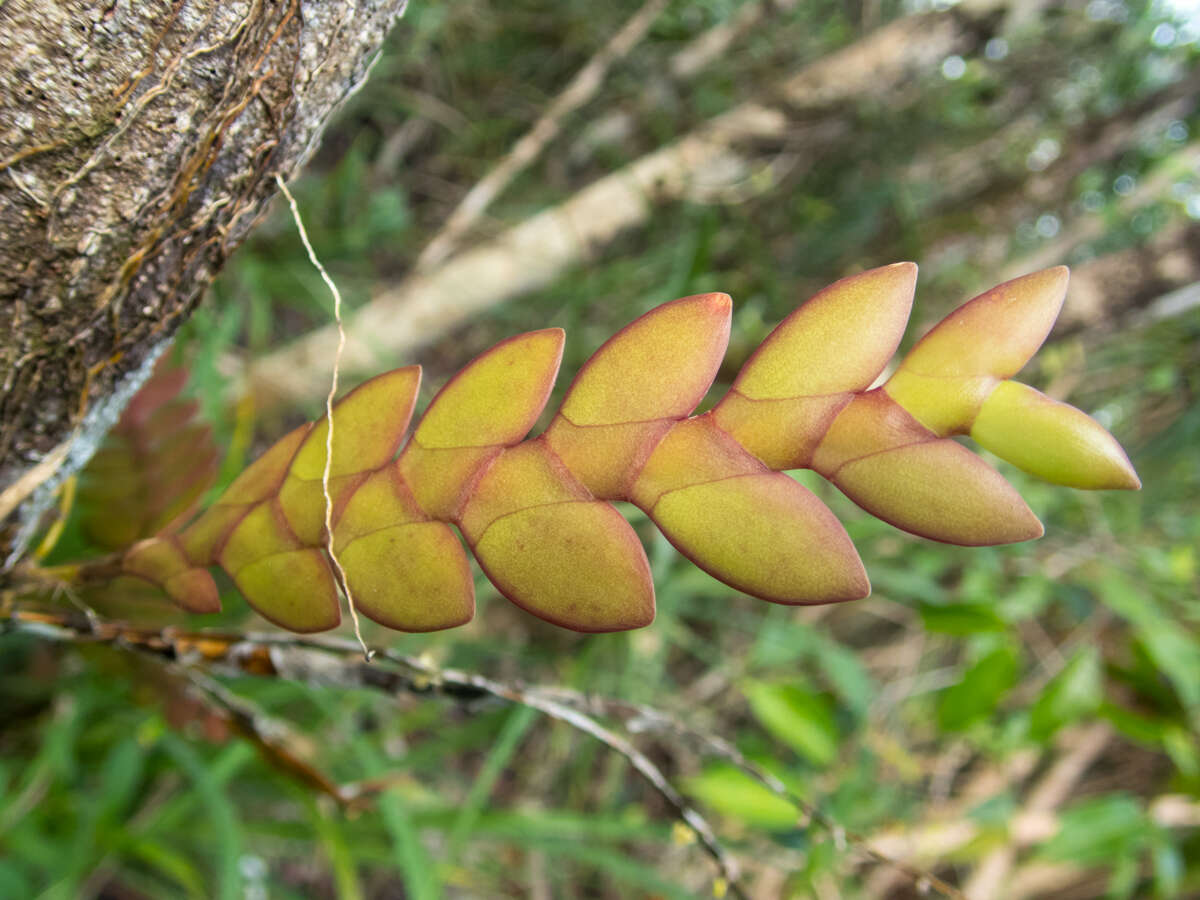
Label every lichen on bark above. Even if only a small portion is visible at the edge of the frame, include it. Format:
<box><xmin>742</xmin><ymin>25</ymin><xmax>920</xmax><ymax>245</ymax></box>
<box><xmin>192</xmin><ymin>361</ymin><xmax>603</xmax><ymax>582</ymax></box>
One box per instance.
<box><xmin>0</xmin><ymin>0</ymin><xmax>408</xmax><ymax>560</ymax></box>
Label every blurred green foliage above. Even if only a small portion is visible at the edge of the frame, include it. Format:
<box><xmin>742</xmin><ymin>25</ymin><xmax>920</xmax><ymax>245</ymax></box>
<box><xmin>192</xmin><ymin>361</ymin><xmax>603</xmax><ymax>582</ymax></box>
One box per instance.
<box><xmin>4</xmin><ymin>0</ymin><xmax>1200</xmax><ymax>896</ymax></box>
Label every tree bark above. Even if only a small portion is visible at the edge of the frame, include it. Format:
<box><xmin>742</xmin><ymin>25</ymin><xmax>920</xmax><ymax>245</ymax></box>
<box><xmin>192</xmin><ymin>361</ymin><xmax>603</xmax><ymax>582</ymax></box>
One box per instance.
<box><xmin>0</xmin><ymin>0</ymin><xmax>407</xmax><ymax>560</ymax></box>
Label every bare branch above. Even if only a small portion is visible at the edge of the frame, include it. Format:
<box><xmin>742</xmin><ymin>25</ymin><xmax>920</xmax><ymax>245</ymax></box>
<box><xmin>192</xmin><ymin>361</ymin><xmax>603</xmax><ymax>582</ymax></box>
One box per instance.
<box><xmin>415</xmin><ymin>0</ymin><xmax>671</xmax><ymax>271</ymax></box>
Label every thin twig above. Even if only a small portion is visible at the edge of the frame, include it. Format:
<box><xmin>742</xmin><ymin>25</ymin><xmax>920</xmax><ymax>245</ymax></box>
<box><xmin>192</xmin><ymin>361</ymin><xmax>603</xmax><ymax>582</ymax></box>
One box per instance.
<box><xmin>415</xmin><ymin>0</ymin><xmax>671</xmax><ymax>271</ymax></box>
<box><xmin>3</xmin><ymin>611</ymin><xmax>745</xmax><ymax>897</ymax></box>
<box><xmin>4</xmin><ymin>609</ymin><xmax>967</xmax><ymax>898</ymax></box>
<box><xmin>539</xmin><ymin>689</ymin><xmax>968</xmax><ymax>900</ymax></box>
<box><xmin>273</xmin><ymin>173</ymin><xmax>373</xmax><ymax>661</ymax></box>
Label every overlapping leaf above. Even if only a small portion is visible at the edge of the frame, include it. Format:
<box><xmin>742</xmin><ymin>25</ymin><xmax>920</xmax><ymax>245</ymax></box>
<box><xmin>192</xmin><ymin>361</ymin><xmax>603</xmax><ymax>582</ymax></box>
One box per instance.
<box><xmin>79</xmin><ymin>357</ymin><xmax>218</xmax><ymax>551</ymax></box>
<box><xmin>120</xmin><ymin>264</ymin><xmax>1140</xmax><ymax>633</ymax></box>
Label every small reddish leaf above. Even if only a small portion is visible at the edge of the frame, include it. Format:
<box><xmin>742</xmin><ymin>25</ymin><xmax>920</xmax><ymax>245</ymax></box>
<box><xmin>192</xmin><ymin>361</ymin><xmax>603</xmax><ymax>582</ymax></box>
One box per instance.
<box><xmin>542</xmin><ymin>416</ymin><xmax>674</xmax><ymax>500</ymax></box>
<box><xmin>181</xmin><ymin>425</ymin><xmax>309</xmax><ymax>564</ymax></box>
<box><xmin>218</xmin><ymin>499</ymin><xmax>302</xmax><ymax>576</ymax></box>
<box><xmin>458</xmin><ymin>439</ymin><xmax>653</xmax><ymax>630</ymax></box>
<box><xmin>79</xmin><ymin>358</ymin><xmax>218</xmax><ymax>549</ymax></box>
<box><xmin>713</xmin><ymin>263</ymin><xmax>915</xmax><ymax>469</ymax></box>
<box><xmin>332</xmin><ymin>466</ymin><xmax>427</xmax><ymax>551</ymax></box>
<box><xmin>289</xmin><ymin>367</ymin><xmax>420</xmax><ymax>480</ymax></box>
<box><xmin>163</xmin><ymin>568</ymin><xmax>221</xmax><ymax>614</ymax></box>
<box><xmin>278</xmin><ymin>367</ymin><xmax>420</xmax><ymax>545</ymax></box>
<box><xmin>219</xmin><ymin>500</ymin><xmax>340</xmax><ymax>631</ymax></box>
<box><xmin>234</xmin><ymin>549</ymin><xmax>341</xmax><ymax>633</ymax></box>
<box><xmin>458</xmin><ymin>440</ymin><xmax>591</xmax><ymax>542</ymax></box>
<box><xmin>332</xmin><ymin>466</ymin><xmax>473</xmax><ymax>631</ymax></box>
<box><xmin>400</xmin><ymin>330</ymin><xmax>564</xmax><ymax>517</ymax></box>
<box><xmin>214</xmin><ymin>425</ymin><xmax>310</xmax><ymax>507</ymax></box>
<box><xmin>557</xmin><ymin>293</ymin><xmax>731</xmax><ymax>427</ymax></box>
<box><xmin>124</xmin><ymin>535</ymin><xmax>190</xmax><ymax>584</ymax></box>
<box><xmin>731</xmin><ymin>263</ymin><xmax>915</xmax><ymax>399</ymax></box>
<box><xmin>896</xmin><ymin>267</ymin><xmax>1067</xmax><ymax>379</ymax></box>
<box><xmin>124</xmin><ymin>536</ymin><xmax>219</xmax><ymax>613</ymax></box>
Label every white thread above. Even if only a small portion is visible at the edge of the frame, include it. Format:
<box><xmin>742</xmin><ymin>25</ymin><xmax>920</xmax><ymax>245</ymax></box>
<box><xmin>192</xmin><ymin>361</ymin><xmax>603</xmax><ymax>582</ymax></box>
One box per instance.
<box><xmin>274</xmin><ymin>174</ymin><xmax>373</xmax><ymax>661</ymax></box>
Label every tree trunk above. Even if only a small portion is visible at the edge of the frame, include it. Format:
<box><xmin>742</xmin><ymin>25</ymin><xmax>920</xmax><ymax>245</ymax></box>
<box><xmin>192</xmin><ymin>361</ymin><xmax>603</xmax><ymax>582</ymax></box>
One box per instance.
<box><xmin>0</xmin><ymin>0</ymin><xmax>407</xmax><ymax>561</ymax></box>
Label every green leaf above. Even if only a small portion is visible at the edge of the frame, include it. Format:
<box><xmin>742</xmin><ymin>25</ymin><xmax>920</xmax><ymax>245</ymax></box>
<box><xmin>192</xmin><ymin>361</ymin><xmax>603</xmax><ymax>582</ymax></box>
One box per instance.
<box><xmin>1095</xmin><ymin>575</ymin><xmax>1200</xmax><ymax>710</ymax></box>
<box><xmin>937</xmin><ymin>644</ymin><xmax>1019</xmax><ymax>732</ymax></box>
<box><xmin>918</xmin><ymin>602</ymin><xmax>1006</xmax><ymax>636</ymax></box>
<box><xmin>684</xmin><ymin>764</ymin><xmax>800</xmax><ymax>829</ymax></box>
<box><xmin>1037</xmin><ymin>794</ymin><xmax>1147</xmax><ymax>866</ymax></box>
<box><xmin>744</xmin><ymin>680</ymin><xmax>838</xmax><ymax>765</ymax></box>
<box><xmin>1030</xmin><ymin>648</ymin><xmax>1102</xmax><ymax>739</ymax></box>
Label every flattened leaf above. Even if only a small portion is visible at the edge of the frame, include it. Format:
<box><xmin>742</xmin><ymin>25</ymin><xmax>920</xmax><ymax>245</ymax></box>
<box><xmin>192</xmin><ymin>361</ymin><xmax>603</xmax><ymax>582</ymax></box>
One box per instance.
<box><xmin>216</xmin><ymin>425</ymin><xmax>309</xmax><ymax>507</ymax></box>
<box><xmin>713</xmin><ymin>264</ymin><xmax>915</xmax><ymax>468</ymax></box>
<box><xmin>397</xmin><ymin>445</ymin><xmax>502</xmax><ymax>521</ymax></box>
<box><xmin>814</xmin><ymin>393</ymin><xmax>1042</xmax><ymax>545</ymax></box>
<box><xmin>163</xmin><ymin>568</ymin><xmax>221</xmax><ymax>614</ymax></box>
<box><xmin>712</xmin><ymin>392</ymin><xmax>850</xmax><ymax>471</ymax></box>
<box><xmin>278</xmin><ymin>472</ymin><xmax>367</xmax><ymax>547</ymax></box>
<box><xmin>649</xmin><ymin>472</ymin><xmax>868</xmax><ymax>604</ymax></box>
<box><xmin>458</xmin><ymin>440</ymin><xmax>591</xmax><ymax>541</ymax></box>
<box><xmin>413</xmin><ymin>330</ymin><xmax>564</xmax><ymax>449</ymax></box>
<box><xmin>123</xmin><ymin>538</ymin><xmax>222</xmax><ymax>614</ymax></box>
<box><xmin>79</xmin><ymin>358</ymin><xmax>218</xmax><ymax>550</ymax></box>
<box><xmin>731</xmin><ymin>262</ymin><xmax>916</xmax><ymax>400</ymax></box>
<box><xmin>970</xmin><ymin>380</ymin><xmax>1140</xmax><ymax>490</ymax></box>
<box><xmin>629</xmin><ymin>416</ymin><xmax>761</xmax><ymax>509</ymax></box>
<box><xmin>633</xmin><ymin>417</ymin><xmax>867</xmax><ymax>604</ymax></box>
<box><xmin>339</xmin><ymin>522</ymin><xmax>474</xmax><ymax>632</ymax></box>
<box><xmin>234</xmin><ymin>548</ymin><xmax>341</xmax><ymax>633</ymax></box>
<box><xmin>472</xmin><ymin>501</ymin><xmax>654</xmax><ymax>632</ymax></box>
<box><xmin>289</xmin><ymin>367</ymin><xmax>420</xmax><ymax>480</ymax></box>
<box><xmin>124</xmin><ymin>536</ymin><xmax>191</xmax><ymax>585</ymax></box>
<box><xmin>557</xmin><ymin>293</ymin><xmax>731</xmax><ymax>427</ymax></box>
<box><xmin>217</xmin><ymin>499</ymin><xmax>302</xmax><ymax>576</ymax></box>
<box><xmin>332</xmin><ymin>466</ymin><xmax>426</xmax><ymax>552</ymax></box>
<box><xmin>277</xmin><ymin>368</ymin><xmax>421</xmax><ymax>545</ymax></box>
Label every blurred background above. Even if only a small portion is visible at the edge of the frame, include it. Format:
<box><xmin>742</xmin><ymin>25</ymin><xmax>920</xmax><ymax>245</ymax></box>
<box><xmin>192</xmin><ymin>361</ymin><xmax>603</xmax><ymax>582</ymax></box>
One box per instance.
<box><xmin>3</xmin><ymin>0</ymin><xmax>1199</xmax><ymax>896</ymax></box>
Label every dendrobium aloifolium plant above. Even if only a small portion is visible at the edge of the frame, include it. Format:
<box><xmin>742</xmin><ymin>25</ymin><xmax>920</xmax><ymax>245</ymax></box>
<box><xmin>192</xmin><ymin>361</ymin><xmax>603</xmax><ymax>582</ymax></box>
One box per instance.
<box><xmin>122</xmin><ymin>263</ymin><xmax>1140</xmax><ymax>634</ymax></box>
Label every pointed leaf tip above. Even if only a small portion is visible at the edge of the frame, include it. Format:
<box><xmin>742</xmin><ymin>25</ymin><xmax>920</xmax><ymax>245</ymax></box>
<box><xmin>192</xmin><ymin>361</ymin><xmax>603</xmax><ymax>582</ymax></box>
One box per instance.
<box><xmin>971</xmin><ymin>380</ymin><xmax>1141</xmax><ymax>490</ymax></box>
<box><xmin>731</xmin><ymin>262</ymin><xmax>916</xmax><ymax>400</ymax></box>
<box><xmin>634</xmin><ymin>417</ymin><xmax>867</xmax><ymax>604</ymax></box>
<box><xmin>557</xmin><ymin>292</ymin><xmax>731</xmax><ymax>427</ymax></box>
<box><xmin>897</xmin><ymin>266</ymin><xmax>1068</xmax><ymax>380</ymax></box>
<box><xmin>289</xmin><ymin>366</ymin><xmax>421</xmax><ymax>480</ymax></box>
<box><xmin>885</xmin><ymin>267</ymin><xmax>1070</xmax><ymax>435</ymax></box>
<box><xmin>413</xmin><ymin>329</ymin><xmax>564</xmax><ymax>450</ymax></box>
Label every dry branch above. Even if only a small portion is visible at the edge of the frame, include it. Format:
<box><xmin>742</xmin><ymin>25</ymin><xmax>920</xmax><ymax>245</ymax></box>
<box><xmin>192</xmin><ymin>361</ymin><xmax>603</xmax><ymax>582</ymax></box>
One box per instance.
<box><xmin>4</xmin><ymin>605</ymin><xmax>971</xmax><ymax>899</ymax></box>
